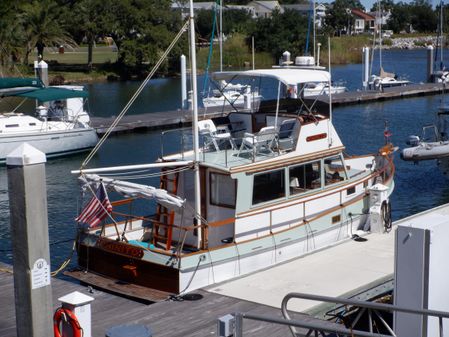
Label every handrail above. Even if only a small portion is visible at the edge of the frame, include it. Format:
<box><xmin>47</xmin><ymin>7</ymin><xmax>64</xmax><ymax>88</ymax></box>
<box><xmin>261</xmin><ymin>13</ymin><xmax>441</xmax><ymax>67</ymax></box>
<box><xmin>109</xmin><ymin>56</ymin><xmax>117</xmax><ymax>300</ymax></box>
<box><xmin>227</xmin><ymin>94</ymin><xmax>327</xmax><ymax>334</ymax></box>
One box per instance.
<box><xmin>233</xmin><ymin>311</ymin><xmax>392</xmax><ymax>337</ymax></box>
<box><xmin>281</xmin><ymin>292</ymin><xmax>449</xmax><ymax>337</ymax></box>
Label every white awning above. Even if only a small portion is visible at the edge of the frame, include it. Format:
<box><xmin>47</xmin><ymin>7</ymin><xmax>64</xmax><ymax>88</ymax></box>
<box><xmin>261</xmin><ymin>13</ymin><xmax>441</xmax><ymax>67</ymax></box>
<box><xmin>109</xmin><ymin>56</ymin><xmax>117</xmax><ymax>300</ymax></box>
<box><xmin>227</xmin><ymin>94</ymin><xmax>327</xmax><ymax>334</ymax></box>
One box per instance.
<box><xmin>212</xmin><ymin>68</ymin><xmax>331</xmax><ymax>85</ymax></box>
<box><xmin>80</xmin><ymin>174</ymin><xmax>185</xmax><ymax>210</ymax></box>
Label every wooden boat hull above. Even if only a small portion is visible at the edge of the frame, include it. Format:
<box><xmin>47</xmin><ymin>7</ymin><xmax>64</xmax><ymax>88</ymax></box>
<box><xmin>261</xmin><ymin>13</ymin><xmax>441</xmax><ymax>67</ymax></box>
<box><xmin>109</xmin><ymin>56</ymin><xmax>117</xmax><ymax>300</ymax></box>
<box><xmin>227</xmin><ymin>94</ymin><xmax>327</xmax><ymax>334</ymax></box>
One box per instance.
<box><xmin>77</xmin><ymin>237</ymin><xmax>180</xmax><ymax>293</ymax></box>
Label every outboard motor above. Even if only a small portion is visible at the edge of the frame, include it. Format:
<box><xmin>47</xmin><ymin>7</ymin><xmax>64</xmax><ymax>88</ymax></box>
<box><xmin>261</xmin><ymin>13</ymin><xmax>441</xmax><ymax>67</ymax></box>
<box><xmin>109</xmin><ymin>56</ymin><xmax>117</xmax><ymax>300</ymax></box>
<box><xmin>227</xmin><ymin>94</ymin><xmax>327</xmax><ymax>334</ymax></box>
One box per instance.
<box><xmin>406</xmin><ymin>135</ymin><xmax>420</xmax><ymax>147</ymax></box>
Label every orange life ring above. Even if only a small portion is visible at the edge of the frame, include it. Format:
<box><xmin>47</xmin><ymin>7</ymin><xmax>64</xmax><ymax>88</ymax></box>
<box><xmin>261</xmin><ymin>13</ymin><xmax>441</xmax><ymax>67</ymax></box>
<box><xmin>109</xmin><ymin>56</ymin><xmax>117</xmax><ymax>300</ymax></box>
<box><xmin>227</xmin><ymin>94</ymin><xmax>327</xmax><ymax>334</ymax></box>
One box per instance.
<box><xmin>53</xmin><ymin>307</ymin><xmax>82</xmax><ymax>337</ymax></box>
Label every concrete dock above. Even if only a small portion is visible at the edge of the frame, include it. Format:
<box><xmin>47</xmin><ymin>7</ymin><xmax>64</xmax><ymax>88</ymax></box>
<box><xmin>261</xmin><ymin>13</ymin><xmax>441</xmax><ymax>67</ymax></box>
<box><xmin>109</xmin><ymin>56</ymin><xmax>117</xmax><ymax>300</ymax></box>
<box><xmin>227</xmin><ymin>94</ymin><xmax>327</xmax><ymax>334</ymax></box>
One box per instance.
<box><xmin>91</xmin><ymin>82</ymin><xmax>445</xmax><ymax>135</ymax></box>
<box><xmin>2</xmin><ymin>204</ymin><xmax>449</xmax><ymax>336</ymax></box>
<box><xmin>207</xmin><ymin>203</ymin><xmax>449</xmax><ymax>315</ymax></box>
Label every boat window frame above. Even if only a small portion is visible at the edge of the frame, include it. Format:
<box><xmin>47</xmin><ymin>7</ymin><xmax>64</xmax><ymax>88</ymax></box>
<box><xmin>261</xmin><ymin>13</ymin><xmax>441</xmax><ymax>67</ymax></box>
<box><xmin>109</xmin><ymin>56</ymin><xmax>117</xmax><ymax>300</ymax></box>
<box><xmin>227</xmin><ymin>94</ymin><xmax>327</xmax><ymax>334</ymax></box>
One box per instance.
<box><xmin>251</xmin><ymin>167</ymin><xmax>286</xmax><ymax>206</ymax></box>
<box><xmin>209</xmin><ymin>171</ymin><xmax>236</xmax><ymax>209</ymax></box>
<box><xmin>323</xmin><ymin>153</ymin><xmax>348</xmax><ymax>187</ymax></box>
<box><xmin>287</xmin><ymin>159</ymin><xmax>323</xmax><ymax>198</ymax></box>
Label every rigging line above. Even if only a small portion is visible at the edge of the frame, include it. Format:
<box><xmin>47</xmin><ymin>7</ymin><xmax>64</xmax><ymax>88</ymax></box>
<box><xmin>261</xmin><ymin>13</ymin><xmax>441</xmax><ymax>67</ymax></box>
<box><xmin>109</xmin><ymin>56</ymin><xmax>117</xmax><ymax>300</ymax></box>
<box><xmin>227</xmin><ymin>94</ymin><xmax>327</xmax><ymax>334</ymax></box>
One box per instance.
<box><xmin>202</xmin><ymin>0</ymin><xmax>219</xmax><ymax>96</ymax></box>
<box><xmin>80</xmin><ymin>19</ymin><xmax>190</xmax><ymax>170</ymax></box>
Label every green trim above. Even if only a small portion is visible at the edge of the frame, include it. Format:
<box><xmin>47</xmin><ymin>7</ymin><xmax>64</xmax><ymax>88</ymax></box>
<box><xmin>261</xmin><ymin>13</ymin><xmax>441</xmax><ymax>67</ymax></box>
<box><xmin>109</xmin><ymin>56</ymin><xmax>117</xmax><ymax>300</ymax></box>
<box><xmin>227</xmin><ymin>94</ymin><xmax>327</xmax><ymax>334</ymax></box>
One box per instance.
<box><xmin>0</xmin><ymin>77</ymin><xmax>42</xmax><ymax>89</ymax></box>
<box><xmin>15</xmin><ymin>87</ymin><xmax>88</xmax><ymax>101</ymax></box>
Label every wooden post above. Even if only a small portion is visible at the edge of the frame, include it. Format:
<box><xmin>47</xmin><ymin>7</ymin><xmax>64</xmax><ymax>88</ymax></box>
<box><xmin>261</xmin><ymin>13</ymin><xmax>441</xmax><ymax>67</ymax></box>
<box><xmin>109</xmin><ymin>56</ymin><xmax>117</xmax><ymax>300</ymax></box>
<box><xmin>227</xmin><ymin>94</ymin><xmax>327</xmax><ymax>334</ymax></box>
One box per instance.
<box><xmin>7</xmin><ymin>143</ymin><xmax>53</xmax><ymax>337</ymax></box>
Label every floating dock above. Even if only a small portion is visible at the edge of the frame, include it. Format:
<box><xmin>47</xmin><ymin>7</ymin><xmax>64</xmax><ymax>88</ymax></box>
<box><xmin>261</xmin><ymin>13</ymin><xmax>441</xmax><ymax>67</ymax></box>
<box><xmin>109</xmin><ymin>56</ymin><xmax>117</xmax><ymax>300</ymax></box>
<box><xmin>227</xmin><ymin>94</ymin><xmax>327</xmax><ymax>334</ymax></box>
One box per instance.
<box><xmin>2</xmin><ymin>204</ymin><xmax>449</xmax><ymax>336</ymax></box>
<box><xmin>91</xmin><ymin>83</ymin><xmax>446</xmax><ymax>135</ymax></box>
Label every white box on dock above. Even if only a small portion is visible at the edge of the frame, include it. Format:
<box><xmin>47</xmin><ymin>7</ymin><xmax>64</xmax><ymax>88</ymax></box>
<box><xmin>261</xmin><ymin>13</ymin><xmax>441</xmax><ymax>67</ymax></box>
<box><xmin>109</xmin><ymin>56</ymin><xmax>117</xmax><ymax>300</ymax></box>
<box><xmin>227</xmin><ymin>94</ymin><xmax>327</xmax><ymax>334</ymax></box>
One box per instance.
<box><xmin>394</xmin><ymin>214</ymin><xmax>449</xmax><ymax>337</ymax></box>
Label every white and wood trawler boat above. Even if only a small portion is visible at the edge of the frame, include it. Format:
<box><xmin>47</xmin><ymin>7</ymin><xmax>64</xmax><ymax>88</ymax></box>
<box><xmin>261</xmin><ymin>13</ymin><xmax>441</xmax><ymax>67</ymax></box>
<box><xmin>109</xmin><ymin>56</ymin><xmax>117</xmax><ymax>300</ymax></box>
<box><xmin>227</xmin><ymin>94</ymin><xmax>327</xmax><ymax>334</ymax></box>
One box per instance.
<box><xmin>69</xmin><ymin>4</ymin><xmax>395</xmax><ymax>299</ymax></box>
<box><xmin>0</xmin><ymin>78</ymin><xmax>98</xmax><ymax>162</ymax></box>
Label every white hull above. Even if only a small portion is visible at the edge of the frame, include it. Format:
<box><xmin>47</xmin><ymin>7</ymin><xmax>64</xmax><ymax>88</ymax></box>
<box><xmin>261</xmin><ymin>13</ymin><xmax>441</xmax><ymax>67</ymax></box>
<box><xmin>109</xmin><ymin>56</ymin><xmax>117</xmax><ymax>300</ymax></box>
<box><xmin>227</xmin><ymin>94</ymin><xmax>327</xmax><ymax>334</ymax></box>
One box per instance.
<box><xmin>0</xmin><ymin>128</ymin><xmax>98</xmax><ymax>162</ymax></box>
<box><xmin>401</xmin><ymin>141</ymin><xmax>449</xmax><ymax>161</ymax></box>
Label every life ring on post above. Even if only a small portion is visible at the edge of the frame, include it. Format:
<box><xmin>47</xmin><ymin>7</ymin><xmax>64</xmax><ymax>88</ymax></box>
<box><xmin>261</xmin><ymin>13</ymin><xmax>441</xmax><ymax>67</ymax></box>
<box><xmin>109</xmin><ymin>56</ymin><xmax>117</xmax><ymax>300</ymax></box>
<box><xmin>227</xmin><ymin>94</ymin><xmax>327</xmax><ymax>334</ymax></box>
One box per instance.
<box><xmin>381</xmin><ymin>200</ymin><xmax>392</xmax><ymax>233</ymax></box>
<box><xmin>53</xmin><ymin>307</ymin><xmax>82</xmax><ymax>337</ymax></box>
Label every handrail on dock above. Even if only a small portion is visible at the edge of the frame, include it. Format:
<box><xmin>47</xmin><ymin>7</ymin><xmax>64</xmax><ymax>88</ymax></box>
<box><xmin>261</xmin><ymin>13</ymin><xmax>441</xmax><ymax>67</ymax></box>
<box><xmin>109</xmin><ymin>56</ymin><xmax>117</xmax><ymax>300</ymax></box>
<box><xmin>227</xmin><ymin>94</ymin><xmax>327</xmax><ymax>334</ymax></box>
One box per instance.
<box><xmin>229</xmin><ymin>292</ymin><xmax>449</xmax><ymax>337</ymax></box>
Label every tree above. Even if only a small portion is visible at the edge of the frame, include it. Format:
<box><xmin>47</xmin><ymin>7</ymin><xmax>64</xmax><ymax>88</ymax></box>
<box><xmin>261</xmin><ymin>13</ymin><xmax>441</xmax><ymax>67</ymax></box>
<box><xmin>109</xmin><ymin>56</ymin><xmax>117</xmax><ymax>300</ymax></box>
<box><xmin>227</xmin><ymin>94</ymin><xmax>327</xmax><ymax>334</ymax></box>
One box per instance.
<box><xmin>386</xmin><ymin>2</ymin><xmax>410</xmax><ymax>33</ymax></box>
<box><xmin>21</xmin><ymin>0</ymin><xmax>76</xmax><ymax>64</ymax></box>
<box><xmin>0</xmin><ymin>1</ymin><xmax>25</xmax><ymax>72</ymax></box>
<box><xmin>102</xmin><ymin>0</ymin><xmax>185</xmax><ymax>77</ymax></box>
<box><xmin>370</xmin><ymin>0</ymin><xmax>395</xmax><ymax>12</ymax></box>
<box><xmin>324</xmin><ymin>0</ymin><xmax>364</xmax><ymax>36</ymax></box>
<box><xmin>409</xmin><ymin>0</ymin><xmax>437</xmax><ymax>32</ymax></box>
<box><xmin>68</xmin><ymin>0</ymin><xmax>110</xmax><ymax>69</ymax></box>
<box><xmin>249</xmin><ymin>9</ymin><xmax>308</xmax><ymax>60</ymax></box>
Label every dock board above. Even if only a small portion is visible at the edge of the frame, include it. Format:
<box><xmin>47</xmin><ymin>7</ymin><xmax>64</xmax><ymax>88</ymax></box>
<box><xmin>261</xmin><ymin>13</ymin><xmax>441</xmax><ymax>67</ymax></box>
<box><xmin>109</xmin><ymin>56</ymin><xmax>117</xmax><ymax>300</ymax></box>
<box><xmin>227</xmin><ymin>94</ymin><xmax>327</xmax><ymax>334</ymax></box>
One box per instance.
<box><xmin>0</xmin><ymin>263</ymin><xmax>340</xmax><ymax>337</ymax></box>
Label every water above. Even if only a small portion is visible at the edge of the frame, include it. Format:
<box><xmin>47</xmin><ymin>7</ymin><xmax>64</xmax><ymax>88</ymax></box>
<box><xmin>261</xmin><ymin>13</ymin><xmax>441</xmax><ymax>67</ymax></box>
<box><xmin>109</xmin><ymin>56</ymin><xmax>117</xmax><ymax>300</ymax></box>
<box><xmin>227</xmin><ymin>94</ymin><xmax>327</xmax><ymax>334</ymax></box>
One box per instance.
<box><xmin>1</xmin><ymin>48</ymin><xmax>449</xmax><ymax>275</ymax></box>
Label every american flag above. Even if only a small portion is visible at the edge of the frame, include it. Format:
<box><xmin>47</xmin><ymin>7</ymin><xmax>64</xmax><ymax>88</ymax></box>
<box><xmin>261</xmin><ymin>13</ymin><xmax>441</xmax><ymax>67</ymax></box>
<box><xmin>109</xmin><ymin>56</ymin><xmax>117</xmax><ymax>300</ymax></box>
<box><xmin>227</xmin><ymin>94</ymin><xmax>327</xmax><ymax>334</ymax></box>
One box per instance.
<box><xmin>75</xmin><ymin>182</ymin><xmax>112</xmax><ymax>228</ymax></box>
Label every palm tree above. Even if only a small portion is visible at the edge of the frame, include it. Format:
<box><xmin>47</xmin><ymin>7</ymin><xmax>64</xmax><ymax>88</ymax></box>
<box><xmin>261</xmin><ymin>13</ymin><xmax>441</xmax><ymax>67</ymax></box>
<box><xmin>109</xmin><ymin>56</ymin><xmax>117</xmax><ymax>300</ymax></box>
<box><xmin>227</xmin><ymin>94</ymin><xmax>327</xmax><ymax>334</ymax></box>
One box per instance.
<box><xmin>0</xmin><ymin>2</ymin><xmax>25</xmax><ymax>74</ymax></box>
<box><xmin>21</xmin><ymin>0</ymin><xmax>77</xmax><ymax>65</ymax></box>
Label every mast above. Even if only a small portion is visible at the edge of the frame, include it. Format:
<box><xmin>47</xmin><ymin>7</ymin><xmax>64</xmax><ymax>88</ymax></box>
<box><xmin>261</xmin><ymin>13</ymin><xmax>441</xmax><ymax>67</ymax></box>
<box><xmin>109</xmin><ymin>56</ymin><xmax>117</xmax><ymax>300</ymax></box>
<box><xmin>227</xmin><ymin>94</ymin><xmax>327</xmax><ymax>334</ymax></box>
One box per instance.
<box><xmin>189</xmin><ymin>0</ymin><xmax>202</xmax><ymax>249</ymax></box>
<box><xmin>440</xmin><ymin>0</ymin><xmax>444</xmax><ymax>70</ymax></box>
<box><xmin>219</xmin><ymin>0</ymin><xmax>223</xmax><ymax>72</ymax></box>
<box><xmin>378</xmin><ymin>0</ymin><xmax>382</xmax><ymax>70</ymax></box>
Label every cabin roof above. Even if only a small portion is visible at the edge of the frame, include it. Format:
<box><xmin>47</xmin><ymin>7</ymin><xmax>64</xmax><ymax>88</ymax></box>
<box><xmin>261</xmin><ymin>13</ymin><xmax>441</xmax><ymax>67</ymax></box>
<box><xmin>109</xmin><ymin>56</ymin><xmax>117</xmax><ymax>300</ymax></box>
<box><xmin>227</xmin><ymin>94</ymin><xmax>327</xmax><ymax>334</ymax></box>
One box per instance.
<box><xmin>212</xmin><ymin>68</ymin><xmax>331</xmax><ymax>85</ymax></box>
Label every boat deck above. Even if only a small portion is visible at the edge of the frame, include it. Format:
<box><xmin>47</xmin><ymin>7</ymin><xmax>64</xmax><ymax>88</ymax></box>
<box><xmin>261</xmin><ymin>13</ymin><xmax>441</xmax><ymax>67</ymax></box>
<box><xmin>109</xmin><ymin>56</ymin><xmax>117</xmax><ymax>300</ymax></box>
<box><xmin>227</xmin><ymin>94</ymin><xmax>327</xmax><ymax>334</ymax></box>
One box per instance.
<box><xmin>206</xmin><ymin>203</ymin><xmax>449</xmax><ymax>315</ymax></box>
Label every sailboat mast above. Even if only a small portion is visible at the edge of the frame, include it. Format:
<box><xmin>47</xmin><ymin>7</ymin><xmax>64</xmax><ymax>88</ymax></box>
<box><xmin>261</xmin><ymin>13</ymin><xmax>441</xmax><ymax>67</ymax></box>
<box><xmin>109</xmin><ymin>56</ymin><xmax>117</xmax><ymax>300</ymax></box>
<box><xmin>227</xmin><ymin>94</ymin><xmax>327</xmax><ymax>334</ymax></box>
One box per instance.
<box><xmin>440</xmin><ymin>0</ymin><xmax>444</xmax><ymax>69</ymax></box>
<box><xmin>189</xmin><ymin>0</ymin><xmax>202</xmax><ymax>249</ymax></box>
<box><xmin>378</xmin><ymin>0</ymin><xmax>382</xmax><ymax>69</ymax></box>
<box><xmin>220</xmin><ymin>0</ymin><xmax>223</xmax><ymax>72</ymax></box>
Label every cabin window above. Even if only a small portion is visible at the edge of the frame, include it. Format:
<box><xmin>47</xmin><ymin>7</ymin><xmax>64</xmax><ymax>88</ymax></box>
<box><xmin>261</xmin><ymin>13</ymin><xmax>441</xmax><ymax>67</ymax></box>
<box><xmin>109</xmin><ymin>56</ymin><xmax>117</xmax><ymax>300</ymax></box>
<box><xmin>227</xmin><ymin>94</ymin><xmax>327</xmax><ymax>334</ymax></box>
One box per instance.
<box><xmin>289</xmin><ymin>161</ymin><xmax>321</xmax><ymax>195</ymax></box>
<box><xmin>6</xmin><ymin>124</ymin><xmax>19</xmax><ymax>128</ymax></box>
<box><xmin>324</xmin><ymin>155</ymin><xmax>347</xmax><ymax>186</ymax></box>
<box><xmin>252</xmin><ymin>169</ymin><xmax>285</xmax><ymax>205</ymax></box>
<box><xmin>29</xmin><ymin>123</ymin><xmax>36</xmax><ymax>126</ymax></box>
<box><xmin>210</xmin><ymin>172</ymin><xmax>236</xmax><ymax>208</ymax></box>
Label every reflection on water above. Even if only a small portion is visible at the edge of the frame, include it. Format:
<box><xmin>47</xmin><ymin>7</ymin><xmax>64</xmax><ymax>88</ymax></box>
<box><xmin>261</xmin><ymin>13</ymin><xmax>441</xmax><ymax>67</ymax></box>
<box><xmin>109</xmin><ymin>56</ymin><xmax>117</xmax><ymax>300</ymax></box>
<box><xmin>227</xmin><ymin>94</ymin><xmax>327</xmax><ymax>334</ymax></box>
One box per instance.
<box><xmin>1</xmin><ymin>49</ymin><xmax>449</xmax><ymax>275</ymax></box>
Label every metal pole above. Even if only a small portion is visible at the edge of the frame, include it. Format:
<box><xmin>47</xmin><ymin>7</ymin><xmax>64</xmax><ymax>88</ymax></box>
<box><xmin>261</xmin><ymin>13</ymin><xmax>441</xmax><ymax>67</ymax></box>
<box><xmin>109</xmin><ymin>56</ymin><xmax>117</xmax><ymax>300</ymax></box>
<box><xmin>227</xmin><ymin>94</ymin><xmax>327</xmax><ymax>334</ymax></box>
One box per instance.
<box><xmin>252</xmin><ymin>36</ymin><xmax>255</xmax><ymax>70</ymax></box>
<box><xmin>181</xmin><ymin>54</ymin><xmax>187</xmax><ymax>109</ymax></box>
<box><xmin>7</xmin><ymin>143</ymin><xmax>53</xmax><ymax>337</ymax></box>
<box><xmin>189</xmin><ymin>0</ymin><xmax>202</xmax><ymax>249</ymax></box>
<box><xmin>220</xmin><ymin>0</ymin><xmax>223</xmax><ymax>72</ymax></box>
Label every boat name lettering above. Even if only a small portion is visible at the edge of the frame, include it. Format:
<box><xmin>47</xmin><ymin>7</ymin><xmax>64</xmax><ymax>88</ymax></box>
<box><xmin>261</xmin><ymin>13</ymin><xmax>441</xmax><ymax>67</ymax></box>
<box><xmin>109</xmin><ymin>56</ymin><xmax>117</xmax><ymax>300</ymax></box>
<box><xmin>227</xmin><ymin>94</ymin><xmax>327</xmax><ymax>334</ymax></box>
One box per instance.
<box><xmin>99</xmin><ymin>240</ymin><xmax>144</xmax><ymax>259</ymax></box>
<box><xmin>306</xmin><ymin>133</ymin><xmax>327</xmax><ymax>142</ymax></box>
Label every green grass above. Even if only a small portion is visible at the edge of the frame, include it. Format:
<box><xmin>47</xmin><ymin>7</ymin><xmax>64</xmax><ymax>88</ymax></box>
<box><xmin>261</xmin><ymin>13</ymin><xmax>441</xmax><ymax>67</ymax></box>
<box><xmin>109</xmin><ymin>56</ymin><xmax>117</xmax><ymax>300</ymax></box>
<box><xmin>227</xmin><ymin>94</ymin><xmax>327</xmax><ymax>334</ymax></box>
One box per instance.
<box><xmin>321</xmin><ymin>35</ymin><xmax>371</xmax><ymax>65</ymax></box>
<box><xmin>196</xmin><ymin>33</ymin><xmax>274</xmax><ymax>71</ymax></box>
<box><xmin>42</xmin><ymin>46</ymin><xmax>118</xmax><ymax>64</ymax></box>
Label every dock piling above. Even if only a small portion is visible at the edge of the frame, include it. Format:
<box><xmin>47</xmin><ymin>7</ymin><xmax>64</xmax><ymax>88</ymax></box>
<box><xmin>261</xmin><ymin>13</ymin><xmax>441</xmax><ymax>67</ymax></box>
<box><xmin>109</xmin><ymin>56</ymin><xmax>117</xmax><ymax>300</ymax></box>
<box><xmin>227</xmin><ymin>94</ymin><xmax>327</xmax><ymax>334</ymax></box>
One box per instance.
<box><xmin>7</xmin><ymin>143</ymin><xmax>53</xmax><ymax>337</ymax></box>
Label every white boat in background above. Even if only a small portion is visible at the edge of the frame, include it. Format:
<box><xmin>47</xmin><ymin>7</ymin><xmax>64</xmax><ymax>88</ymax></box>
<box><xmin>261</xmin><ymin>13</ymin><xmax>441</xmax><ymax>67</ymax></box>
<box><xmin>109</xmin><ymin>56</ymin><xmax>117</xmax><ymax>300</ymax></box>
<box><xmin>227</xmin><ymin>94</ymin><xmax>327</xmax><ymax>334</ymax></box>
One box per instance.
<box><xmin>202</xmin><ymin>81</ymin><xmax>258</xmax><ymax>108</ymax></box>
<box><xmin>369</xmin><ymin>67</ymin><xmax>410</xmax><ymax>90</ymax></box>
<box><xmin>401</xmin><ymin>103</ymin><xmax>449</xmax><ymax>172</ymax></box>
<box><xmin>368</xmin><ymin>0</ymin><xmax>410</xmax><ymax>91</ymax></box>
<box><xmin>70</xmin><ymin>42</ymin><xmax>395</xmax><ymax>296</ymax></box>
<box><xmin>0</xmin><ymin>78</ymin><xmax>98</xmax><ymax>162</ymax></box>
<box><xmin>276</xmin><ymin>52</ymin><xmax>347</xmax><ymax>97</ymax></box>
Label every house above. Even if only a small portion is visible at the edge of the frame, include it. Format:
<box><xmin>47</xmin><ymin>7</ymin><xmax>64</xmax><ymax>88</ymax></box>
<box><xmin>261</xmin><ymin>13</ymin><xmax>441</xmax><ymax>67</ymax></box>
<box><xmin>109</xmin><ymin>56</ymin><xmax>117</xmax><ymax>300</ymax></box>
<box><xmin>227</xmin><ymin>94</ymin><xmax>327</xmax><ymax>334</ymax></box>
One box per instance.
<box><xmin>351</xmin><ymin>8</ymin><xmax>375</xmax><ymax>34</ymax></box>
<box><xmin>281</xmin><ymin>3</ymin><xmax>328</xmax><ymax>28</ymax></box>
<box><xmin>369</xmin><ymin>9</ymin><xmax>391</xmax><ymax>30</ymax></box>
<box><xmin>247</xmin><ymin>1</ymin><xmax>283</xmax><ymax>18</ymax></box>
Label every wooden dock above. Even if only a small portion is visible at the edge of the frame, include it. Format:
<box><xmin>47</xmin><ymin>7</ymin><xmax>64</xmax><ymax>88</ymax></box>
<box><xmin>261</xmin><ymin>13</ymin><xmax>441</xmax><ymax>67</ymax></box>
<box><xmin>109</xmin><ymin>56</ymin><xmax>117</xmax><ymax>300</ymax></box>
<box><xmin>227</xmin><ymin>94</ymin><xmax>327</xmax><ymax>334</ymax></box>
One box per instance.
<box><xmin>0</xmin><ymin>264</ymin><xmax>340</xmax><ymax>337</ymax></box>
<box><xmin>90</xmin><ymin>83</ymin><xmax>446</xmax><ymax>135</ymax></box>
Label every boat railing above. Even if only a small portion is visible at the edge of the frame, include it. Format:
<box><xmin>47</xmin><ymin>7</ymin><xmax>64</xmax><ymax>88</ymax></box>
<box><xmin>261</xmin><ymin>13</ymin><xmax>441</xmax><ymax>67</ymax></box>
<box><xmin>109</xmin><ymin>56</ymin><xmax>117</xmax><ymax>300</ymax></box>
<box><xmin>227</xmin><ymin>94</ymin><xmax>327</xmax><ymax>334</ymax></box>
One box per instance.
<box><xmin>161</xmin><ymin>126</ymin><xmax>288</xmax><ymax>167</ymax></box>
<box><xmin>160</xmin><ymin>127</ymin><xmax>193</xmax><ymax>160</ymax></box>
<box><xmin>227</xmin><ymin>292</ymin><xmax>449</xmax><ymax>337</ymax></box>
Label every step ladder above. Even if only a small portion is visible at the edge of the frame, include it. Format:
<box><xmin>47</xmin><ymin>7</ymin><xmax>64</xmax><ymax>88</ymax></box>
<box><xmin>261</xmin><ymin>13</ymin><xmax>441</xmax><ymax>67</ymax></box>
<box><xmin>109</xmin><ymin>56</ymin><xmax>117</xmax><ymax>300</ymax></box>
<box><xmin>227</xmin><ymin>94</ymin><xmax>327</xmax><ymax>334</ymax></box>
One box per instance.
<box><xmin>153</xmin><ymin>169</ymin><xmax>179</xmax><ymax>251</ymax></box>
